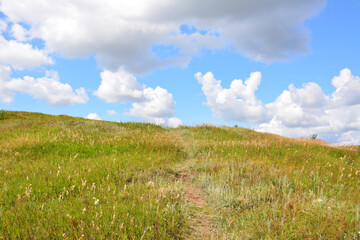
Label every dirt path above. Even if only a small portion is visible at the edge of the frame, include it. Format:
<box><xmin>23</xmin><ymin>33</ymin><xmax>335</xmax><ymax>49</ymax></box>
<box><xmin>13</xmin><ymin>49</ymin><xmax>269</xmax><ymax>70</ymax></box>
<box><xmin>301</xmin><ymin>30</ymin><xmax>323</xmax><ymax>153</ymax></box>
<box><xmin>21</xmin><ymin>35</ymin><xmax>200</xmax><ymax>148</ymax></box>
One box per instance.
<box><xmin>177</xmin><ymin>169</ymin><xmax>218</xmax><ymax>239</ymax></box>
<box><xmin>171</xmin><ymin>131</ymin><xmax>218</xmax><ymax>239</ymax></box>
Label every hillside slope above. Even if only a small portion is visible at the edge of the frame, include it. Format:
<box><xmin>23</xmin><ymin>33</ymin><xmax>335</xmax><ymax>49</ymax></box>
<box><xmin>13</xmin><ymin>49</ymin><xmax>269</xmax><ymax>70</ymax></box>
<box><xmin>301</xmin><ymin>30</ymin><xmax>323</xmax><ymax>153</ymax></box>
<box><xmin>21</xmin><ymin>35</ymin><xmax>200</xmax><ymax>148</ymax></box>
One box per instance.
<box><xmin>0</xmin><ymin>111</ymin><xmax>359</xmax><ymax>239</ymax></box>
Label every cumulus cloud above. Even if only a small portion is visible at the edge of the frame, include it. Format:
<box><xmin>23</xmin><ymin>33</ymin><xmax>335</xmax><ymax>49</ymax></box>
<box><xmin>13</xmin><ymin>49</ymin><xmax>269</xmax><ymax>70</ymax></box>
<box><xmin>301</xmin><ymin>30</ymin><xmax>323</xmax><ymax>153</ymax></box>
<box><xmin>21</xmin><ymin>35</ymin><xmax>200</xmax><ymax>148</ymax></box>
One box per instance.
<box><xmin>128</xmin><ymin>87</ymin><xmax>175</xmax><ymax>119</ymax></box>
<box><xmin>331</xmin><ymin>68</ymin><xmax>360</xmax><ymax>107</ymax></box>
<box><xmin>265</xmin><ymin>82</ymin><xmax>329</xmax><ymax>128</ymax></box>
<box><xmin>0</xmin><ymin>65</ymin><xmax>15</xmax><ymax>103</ymax></box>
<box><xmin>2</xmin><ymin>70</ymin><xmax>88</xmax><ymax>106</ymax></box>
<box><xmin>0</xmin><ymin>36</ymin><xmax>53</xmax><ymax>70</ymax></box>
<box><xmin>260</xmin><ymin>69</ymin><xmax>360</xmax><ymax>144</ymax></box>
<box><xmin>86</xmin><ymin>113</ymin><xmax>102</xmax><ymax>120</ymax></box>
<box><xmin>167</xmin><ymin>117</ymin><xmax>183</xmax><ymax>128</ymax></box>
<box><xmin>94</xmin><ymin>69</ymin><xmax>176</xmax><ymax>121</ymax></box>
<box><xmin>94</xmin><ymin>69</ymin><xmax>144</xmax><ymax>103</ymax></box>
<box><xmin>196</xmin><ymin>71</ymin><xmax>268</xmax><ymax>123</ymax></box>
<box><xmin>0</xmin><ymin>0</ymin><xmax>325</xmax><ymax>74</ymax></box>
<box><xmin>198</xmin><ymin>68</ymin><xmax>360</xmax><ymax>144</ymax></box>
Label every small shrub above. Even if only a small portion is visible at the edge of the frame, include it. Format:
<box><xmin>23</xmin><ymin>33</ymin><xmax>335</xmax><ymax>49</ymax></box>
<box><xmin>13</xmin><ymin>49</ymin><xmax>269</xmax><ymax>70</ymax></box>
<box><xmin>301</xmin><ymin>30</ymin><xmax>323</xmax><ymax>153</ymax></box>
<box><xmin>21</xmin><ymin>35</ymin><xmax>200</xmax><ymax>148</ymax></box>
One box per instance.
<box><xmin>0</xmin><ymin>111</ymin><xmax>6</xmax><ymax>120</ymax></box>
<box><xmin>310</xmin><ymin>133</ymin><xmax>317</xmax><ymax>140</ymax></box>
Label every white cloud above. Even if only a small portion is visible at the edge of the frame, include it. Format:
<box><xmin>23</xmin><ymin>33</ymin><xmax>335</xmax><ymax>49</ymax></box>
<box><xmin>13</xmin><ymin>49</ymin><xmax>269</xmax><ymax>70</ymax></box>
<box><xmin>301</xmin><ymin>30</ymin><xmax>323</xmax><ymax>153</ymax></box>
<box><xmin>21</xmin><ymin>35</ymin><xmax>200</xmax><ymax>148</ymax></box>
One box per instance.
<box><xmin>196</xmin><ymin>71</ymin><xmax>268</xmax><ymax>123</ymax></box>
<box><xmin>265</xmin><ymin>82</ymin><xmax>329</xmax><ymax>128</ymax></box>
<box><xmin>10</xmin><ymin>23</ymin><xmax>31</xmax><ymax>42</ymax></box>
<box><xmin>143</xmin><ymin>117</ymin><xmax>166</xmax><ymax>126</ymax></box>
<box><xmin>0</xmin><ymin>65</ymin><xmax>15</xmax><ymax>103</ymax></box>
<box><xmin>107</xmin><ymin>110</ymin><xmax>118</xmax><ymax>116</ymax></box>
<box><xmin>167</xmin><ymin>117</ymin><xmax>183</xmax><ymax>128</ymax></box>
<box><xmin>94</xmin><ymin>69</ymin><xmax>144</xmax><ymax>103</ymax></box>
<box><xmin>86</xmin><ymin>113</ymin><xmax>102</xmax><ymax>120</ymax></box>
<box><xmin>336</xmin><ymin>131</ymin><xmax>360</xmax><ymax>146</ymax></box>
<box><xmin>331</xmin><ymin>68</ymin><xmax>360</xmax><ymax>107</ymax></box>
<box><xmin>95</xmin><ymin>69</ymin><xmax>176</xmax><ymax>121</ymax></box>
<box><xmin>0</xmin><ymin>0</ymin><xmax>325</xmax><ymax>74</ymax></box>
<box><xmin>128</xmin><ymin>87</ymin><xmax>175</xmax><ymax>119</ymax></box>
<box><xmin>6</xmin><ymin>70</ymin><xmax>88</xmax><ymax>106</ymax></box>
<box><xmin>257</xmin><ymin>69</ymin><xmax>360</xmax><ymax>144</ymax></box>
<box><xmin>198</xmin><ymin>68</ymin><xmax>360</xmax><ymax>145</ymax></box>
<box><xmin>0</xmin><ymin>36</ymin><xmax>53</xmax><ymax>70</ymax></box>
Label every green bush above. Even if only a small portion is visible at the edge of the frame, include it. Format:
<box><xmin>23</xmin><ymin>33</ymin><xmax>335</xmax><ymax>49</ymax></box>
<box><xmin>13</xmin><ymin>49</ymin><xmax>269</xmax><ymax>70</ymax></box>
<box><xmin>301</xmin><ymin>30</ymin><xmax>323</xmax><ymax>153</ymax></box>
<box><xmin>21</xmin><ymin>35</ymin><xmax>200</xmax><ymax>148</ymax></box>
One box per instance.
<box><xmin>310</xmin><ymin>133</ymin><xmax>317</xmax><ymax>140</ymax></box>
<box><xmin>0</xmin><ymin>111</ymin><xmax>6</xmax><ymax>120</ymax></box>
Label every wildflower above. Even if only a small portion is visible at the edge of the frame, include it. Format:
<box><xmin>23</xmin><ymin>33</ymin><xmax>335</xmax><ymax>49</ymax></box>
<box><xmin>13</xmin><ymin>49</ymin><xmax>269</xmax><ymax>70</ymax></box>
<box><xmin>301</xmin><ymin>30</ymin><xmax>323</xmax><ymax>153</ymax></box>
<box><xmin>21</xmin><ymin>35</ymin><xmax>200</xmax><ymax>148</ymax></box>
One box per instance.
<box><xmin>81</xmin><ymin>179</ymin><xmax>87</xmax><ymax>187</ymax></box>
<box><xmin>25</xmin><ymin>184</ymin><xmax>32</xmax><ymax>198</ymax></box>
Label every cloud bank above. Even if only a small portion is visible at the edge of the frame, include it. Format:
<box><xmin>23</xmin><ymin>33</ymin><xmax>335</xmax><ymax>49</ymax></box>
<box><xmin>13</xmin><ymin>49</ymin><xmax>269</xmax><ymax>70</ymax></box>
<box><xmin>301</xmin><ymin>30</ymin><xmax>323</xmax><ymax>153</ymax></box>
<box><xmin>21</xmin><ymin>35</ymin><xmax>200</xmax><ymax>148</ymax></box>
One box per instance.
<box><xmin>0</xmin><ymin>0</ymin><xmax>325</xmax><ymax>74</ymax></box>
<box><xmin>197</xmin><ymin>68</ymin><xmax>360</xmax><ymax>145</ymax></box>
<box><xmin>0</xmin><ymin>0</ymin><xmax>325</xmax><ymax>127</ymax></box>
<box><xmin>3</xmin><ymin>0</ymin><xmax>356</xmax><ymax>143</ymax></box>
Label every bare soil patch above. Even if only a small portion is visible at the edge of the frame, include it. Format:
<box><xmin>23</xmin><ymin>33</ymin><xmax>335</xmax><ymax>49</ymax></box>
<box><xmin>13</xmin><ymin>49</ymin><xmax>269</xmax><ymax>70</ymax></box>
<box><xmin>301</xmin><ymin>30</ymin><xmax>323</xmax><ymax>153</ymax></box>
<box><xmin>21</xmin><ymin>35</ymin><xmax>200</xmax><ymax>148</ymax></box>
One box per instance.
<box><xmin>177</xmin><ymin>171</ymin><xmax>218</xmax><ymax>239</ymax></box>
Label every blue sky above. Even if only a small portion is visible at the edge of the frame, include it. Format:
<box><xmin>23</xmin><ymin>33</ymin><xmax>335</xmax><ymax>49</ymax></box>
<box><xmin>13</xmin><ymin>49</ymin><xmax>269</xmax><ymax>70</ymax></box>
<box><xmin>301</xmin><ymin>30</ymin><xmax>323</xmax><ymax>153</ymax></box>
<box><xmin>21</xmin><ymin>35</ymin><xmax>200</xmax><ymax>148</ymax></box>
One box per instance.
<box><xmin>0</xmin><ymin>0</ymin><xmax>359</xmax><ymax>144</ymax></box>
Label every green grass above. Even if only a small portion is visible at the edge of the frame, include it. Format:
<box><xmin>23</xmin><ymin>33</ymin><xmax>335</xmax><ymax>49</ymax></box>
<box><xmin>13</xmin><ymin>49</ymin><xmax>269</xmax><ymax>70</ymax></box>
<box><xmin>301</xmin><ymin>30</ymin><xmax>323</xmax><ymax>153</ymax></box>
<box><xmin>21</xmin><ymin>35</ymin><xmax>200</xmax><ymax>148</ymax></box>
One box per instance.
<box><xmin>180</xmin><ymin>126</ymin><xmax>360</xmax><ymax>239</ymax></box>
<box><xmin>0</xmin><ymin>111</ymin><xmax>188</xmax><ymax>239</ymax></box>
<box><xmin>1</xmin><ymin>111</ymin><xmax>359</xmax><ymax>239</ymax></box>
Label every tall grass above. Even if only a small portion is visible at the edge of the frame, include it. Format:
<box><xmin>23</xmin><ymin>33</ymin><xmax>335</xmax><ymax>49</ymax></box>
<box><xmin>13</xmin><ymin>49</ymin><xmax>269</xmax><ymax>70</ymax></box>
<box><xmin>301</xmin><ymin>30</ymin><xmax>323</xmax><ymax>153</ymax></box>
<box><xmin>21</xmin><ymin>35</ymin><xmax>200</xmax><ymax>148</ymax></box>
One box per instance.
<box><xmin>0</xmin><ymin>111</ymin><xmax>188</xmax><ymax>239</ymax></box>
<box><xmin>179</xmin><ymin>126</ymin><xmax>360</xmax><ymax>239</ymax></box>
<box><xmin>1</xmin><ymin>111</ymin><xmax>359</xmax><ymax>239</ymax></box>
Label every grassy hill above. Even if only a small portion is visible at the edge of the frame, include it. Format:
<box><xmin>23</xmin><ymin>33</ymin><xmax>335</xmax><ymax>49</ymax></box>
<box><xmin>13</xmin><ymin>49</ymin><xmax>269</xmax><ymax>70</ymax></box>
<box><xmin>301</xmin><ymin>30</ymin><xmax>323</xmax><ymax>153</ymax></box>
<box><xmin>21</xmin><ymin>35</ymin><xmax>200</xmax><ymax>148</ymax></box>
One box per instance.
<box><xmin>0</xmin><ymin>110</ymin><xmax>359</xmax><ymax>239</ymax></box>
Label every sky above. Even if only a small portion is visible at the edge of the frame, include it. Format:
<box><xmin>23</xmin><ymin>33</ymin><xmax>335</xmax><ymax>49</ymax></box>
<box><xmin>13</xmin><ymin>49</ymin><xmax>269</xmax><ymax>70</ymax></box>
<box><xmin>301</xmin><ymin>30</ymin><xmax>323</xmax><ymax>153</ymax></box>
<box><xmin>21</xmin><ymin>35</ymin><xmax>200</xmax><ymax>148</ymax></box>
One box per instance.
<box><xmin>0</xmin><ymin>0</ymin><xmax>359</xmax><ymax>144</ymax></box>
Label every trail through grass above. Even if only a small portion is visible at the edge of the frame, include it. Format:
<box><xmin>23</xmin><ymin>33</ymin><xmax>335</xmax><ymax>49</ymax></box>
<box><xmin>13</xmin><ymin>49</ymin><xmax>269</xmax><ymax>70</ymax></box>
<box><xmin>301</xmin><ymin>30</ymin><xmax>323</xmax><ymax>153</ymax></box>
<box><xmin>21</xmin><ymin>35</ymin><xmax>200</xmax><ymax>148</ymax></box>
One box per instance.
<box><xmin>175</xmin><ymin>159</ymin><xmax>218</xmax><ymax>239</ymax></box>
<box><xmin>1</xmin><ymin>111</ymin><xmax>360</xmax><ymax>239</ymax></box>
<box><xmin>176</xmin><ymin>126</ymin><xmax>360</xmax><ymax>239</ymax></box>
